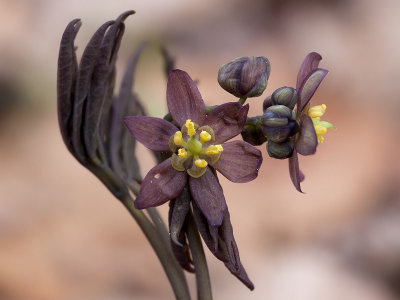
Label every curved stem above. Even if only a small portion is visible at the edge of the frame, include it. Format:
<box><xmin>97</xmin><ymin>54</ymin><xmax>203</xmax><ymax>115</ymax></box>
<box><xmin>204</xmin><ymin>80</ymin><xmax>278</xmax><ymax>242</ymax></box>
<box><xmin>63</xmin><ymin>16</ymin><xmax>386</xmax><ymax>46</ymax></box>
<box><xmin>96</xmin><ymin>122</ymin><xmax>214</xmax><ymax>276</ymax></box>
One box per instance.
<box><xmin>121</xmin><ymin>196</ymin><xmax>191</xmax><ymax>300</ymax></box>
<box><xmin>187</xmin><ymin>211</ymin><xmax>212</xmax><ymax>300</ymax></box>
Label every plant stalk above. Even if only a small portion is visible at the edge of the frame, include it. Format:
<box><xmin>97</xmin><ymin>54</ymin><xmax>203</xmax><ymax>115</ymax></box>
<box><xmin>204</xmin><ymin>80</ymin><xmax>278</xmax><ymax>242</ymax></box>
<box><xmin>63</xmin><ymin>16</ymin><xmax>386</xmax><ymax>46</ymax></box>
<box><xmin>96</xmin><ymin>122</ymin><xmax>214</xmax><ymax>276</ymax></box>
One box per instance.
<box><xmin>187</xmin><ymin>211</ymin><xmax>213</xmax><ymax>300</ymax></box>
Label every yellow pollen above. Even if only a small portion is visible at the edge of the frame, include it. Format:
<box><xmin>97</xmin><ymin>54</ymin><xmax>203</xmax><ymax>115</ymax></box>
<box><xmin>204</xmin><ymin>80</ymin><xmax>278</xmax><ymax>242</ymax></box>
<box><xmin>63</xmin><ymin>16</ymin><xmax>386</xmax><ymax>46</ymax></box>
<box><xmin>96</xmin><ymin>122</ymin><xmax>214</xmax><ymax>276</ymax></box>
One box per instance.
<box><xmin>174</xmin><ymin>131</ymin><xmax>183</xmax><ymax>146</ymax></box>
<box><xmin>194</xmin><ymin>159</ymin><xmax>208</xmax><ymax>168</ymax></box>
<box><xmin>308</xmin><ymin>104</ymin><xmax>327</xmax><ymax>119</ymax></box>
<box><xmin>200</xmin><ymin>131</ymin><xmax>211</xmax><ymax>143</ymax></box>
<box><xmin>185</xmin><ymin>119</ymin><xmax>196</xmax><ymax>137</ymax></box>
<box><xmin>178</xmin><ymin>148</ymin><xmax>187</xmax><ymax>158</ymax></box>
<box><xmin>205</xmin><ymin>145</ymin><xmax>223</xmax><ymax>155</ymax></box>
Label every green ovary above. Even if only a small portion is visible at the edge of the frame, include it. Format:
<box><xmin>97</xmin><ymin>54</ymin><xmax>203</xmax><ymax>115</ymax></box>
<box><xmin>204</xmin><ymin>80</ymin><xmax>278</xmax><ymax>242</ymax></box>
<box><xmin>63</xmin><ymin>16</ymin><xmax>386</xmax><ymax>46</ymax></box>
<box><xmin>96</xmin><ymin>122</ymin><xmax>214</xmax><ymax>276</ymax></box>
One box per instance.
<box><xmin>169</xmin><ymin>119</ymin><xmax>224</xmax><ymax>177</ymax></box>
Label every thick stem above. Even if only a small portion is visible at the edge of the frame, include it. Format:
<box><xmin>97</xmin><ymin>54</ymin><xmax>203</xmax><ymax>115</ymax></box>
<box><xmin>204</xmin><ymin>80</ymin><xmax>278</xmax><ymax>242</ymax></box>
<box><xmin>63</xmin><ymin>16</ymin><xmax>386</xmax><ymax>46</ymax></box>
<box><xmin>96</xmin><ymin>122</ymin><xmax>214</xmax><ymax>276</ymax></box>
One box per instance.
<box><xmin>121</xmin><ymin>196</ymin><xmax>191</xmax><ymax>300</ymax></box>
<box><xmin>187</xmin><ymin>211</ymin><xmax>213</xmax><ymax>300</ymax></box>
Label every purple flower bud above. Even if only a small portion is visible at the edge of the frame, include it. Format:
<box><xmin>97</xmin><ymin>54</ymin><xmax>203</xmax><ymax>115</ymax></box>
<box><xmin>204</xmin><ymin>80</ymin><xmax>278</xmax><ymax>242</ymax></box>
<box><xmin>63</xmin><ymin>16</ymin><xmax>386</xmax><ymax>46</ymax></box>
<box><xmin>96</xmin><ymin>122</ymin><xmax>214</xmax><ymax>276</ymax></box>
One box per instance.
<box><xmin>271</xmin><ymin>86</ymin><xmax>298</xmax><ymax>109</ymax></box>
<box><xmin>267</xmin><ymin>140</ymin><xmax>294</xmax><ymax>159</ymax></box>
<box><xmin>218</xmin><ymin>56</ymin><xmax>270</xmax><ymax>98</ymax></box>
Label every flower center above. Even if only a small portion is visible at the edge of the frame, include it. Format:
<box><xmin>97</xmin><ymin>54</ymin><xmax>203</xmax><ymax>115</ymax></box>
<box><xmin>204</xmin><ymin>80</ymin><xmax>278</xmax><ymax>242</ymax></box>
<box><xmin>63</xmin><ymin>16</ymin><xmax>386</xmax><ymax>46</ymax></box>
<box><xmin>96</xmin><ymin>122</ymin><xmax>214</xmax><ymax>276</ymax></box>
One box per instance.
<box><xmin>308</xmin><ymin>104</ymin><xmax>335</xmax><ymax>143</ymax></box>
<box><xmin>169</xmin><ymin>119</ymin><xmax>223</xmax><ymax>178</ymax></box>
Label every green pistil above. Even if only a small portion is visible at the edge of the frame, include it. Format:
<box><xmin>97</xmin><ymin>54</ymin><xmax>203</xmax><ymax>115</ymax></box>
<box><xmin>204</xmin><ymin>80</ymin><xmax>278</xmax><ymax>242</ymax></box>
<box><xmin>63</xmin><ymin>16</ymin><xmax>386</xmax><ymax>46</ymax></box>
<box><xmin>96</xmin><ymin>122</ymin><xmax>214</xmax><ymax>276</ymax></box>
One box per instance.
<box><xmin>187</xmin><ymin>136</ymin><xmax>203</xmax><ymax>155</ymax></box>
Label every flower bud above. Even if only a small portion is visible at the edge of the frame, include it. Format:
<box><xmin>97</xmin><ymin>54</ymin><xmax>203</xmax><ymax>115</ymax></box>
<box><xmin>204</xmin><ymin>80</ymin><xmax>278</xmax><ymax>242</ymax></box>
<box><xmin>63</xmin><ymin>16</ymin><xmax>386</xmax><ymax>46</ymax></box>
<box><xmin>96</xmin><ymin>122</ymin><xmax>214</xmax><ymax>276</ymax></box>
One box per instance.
<box><xmin>262</xmin><ymin>95</ymin><xmax>273</xmax><ymax>112</ymax></box>
<box><xmin>218</xmin><ymin>56</ymin><xmax>270</xmax><ymax>98</ymax></box>
<box><xmin>271</xmin><ymin>87</ymin><xmax>298</xmax><ymax>109</ymax></box>
<box><xmin>241</xmin><ymin>117</ymin><xmax>267</xmax><ymax>146</ymax></box>
<box><xmin>266</xmin><ymin>139</ymin><xmax>294</xmax><ymax>159</ymax></box>
<box><xmin>261</xmin><ymin>106</ymin><xmax>299</xmax><ymax>143</ymax></box>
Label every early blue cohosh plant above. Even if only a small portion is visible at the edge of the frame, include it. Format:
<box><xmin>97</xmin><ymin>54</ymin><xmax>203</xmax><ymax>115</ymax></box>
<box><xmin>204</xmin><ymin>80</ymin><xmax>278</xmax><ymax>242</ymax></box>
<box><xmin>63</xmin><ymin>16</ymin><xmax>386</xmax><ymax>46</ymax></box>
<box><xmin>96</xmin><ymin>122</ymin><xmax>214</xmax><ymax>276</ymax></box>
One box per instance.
<box><xmin>57</xmin><ymin>10</ymin><xmax>334</xmax><ymax>300</ymax></box>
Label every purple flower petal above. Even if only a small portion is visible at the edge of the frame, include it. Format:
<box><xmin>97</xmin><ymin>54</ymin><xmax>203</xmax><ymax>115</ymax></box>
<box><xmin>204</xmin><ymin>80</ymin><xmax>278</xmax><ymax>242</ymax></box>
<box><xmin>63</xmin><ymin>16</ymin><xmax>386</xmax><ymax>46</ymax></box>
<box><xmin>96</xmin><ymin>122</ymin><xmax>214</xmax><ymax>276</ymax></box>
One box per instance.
<box><xmin>295</xmin><ymin>115</ymin><xmax>318</xmax><ymax>156</ymax></box>
<box><xmin>214</xmin><ymin>140</ymin><xmax>262</xmax><ymax>183</ymax></box>
<box><xmin>189</xmin><ymin>168</ymin><xmax>227</xmax><ymax>226</ymax></box>
<box><xmin>124</xmin><ymin>116</ymin><xmax>178</xmax><ymax>152</ymax></box>
<box><xmin>206</xmin><ymin>102</ymin><xmax>249</xmax><ymax>143</ymax></box>
<box><xmin>167</xmin><ymin>69</ymin><xmax>206</xmax><ymax>126</ymax></box>
<box><xmin>297</xmin><ymin>68</ymin><xmax>328</xmax><ymax>114</ymax></box>
<box><xmin>288</xmin><ymin>149</ymin><xmax>304</xmax><ymax>193</ymax></box>
<box><xmin>218</xmin><ymin>209</ymin><xmax>254</xmax><ymax>290</ymax></box>
<box><xmin>135</xmin><ymin>158</ymin><xmax>187</xmax><ymax>209</ymax></box>
<box><xmin>296</xmin><ymin>52</ymin><xmax>322</xmax><ymax>90</ymax></box>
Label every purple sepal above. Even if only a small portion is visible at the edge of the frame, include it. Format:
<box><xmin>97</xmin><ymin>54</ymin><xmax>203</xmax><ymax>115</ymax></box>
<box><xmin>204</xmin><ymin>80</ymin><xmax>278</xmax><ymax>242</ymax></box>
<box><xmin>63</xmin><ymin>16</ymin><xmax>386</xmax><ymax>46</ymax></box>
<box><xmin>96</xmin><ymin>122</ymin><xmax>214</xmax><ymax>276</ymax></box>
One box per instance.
<box><xmin>206</xmin><ymin>103</ymin><xmax>249</xmax><ymax>144</ymax></box>
<box><xmin>296</xmin><ymin>52</ymin><xmax>322</xmax><ymax>90</ymax></box>
<box><xmin>297</xmin><ymin>68</ymin><xmax>328</xmax><ymax>114</ymax></box>
<box><xmin>189</xmin><ymin>168</ymin><xmax>227</xmax><ymax>226</ymax></box>
<box><xmin>192</xmin><ymin>202</ymin><xmax>221</xmax><ymax>259</ymax></box>
<box><xmin>135</xmin><ymin>158</ymin><xmax>187</xmax><ymax>209</ymax></box>
<box><xmin>288</xmin><ymin>149</ymin><xmax>304</xmax><ymax>193</ymax></box>
<box><xmin>214</xmin><ymin>140</ymin><xmax>262</xmax><ymax>183</ymax></box>
<box><xmin>167</xmin><ymin>69</ymin><xmax>206</xmax><ymax>126</ymax></box>
<box><xmin>295</xmin><ymin>115</ymin><xmax>318</xmax><ymax>156</ymax></box>
<box><xmin>168</xmin><ymin>192</ymin><xmax>194</xmax><ymax>273</ymax></box>
<box><xmin>124</xmin><ymin>116</ymin><xmax>178</xmax><ymax>152</ymax></box>
<box><xmin>217</xmin><ymin>209</ymin><xmax>254</xmax><ymax>290</ymax></box>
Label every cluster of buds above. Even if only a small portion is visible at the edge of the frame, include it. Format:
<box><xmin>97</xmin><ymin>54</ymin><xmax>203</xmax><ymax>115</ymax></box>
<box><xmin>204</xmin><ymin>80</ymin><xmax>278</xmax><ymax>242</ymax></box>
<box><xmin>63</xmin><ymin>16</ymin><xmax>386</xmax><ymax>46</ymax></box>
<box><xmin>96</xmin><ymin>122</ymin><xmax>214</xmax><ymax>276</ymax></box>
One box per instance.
<box><xmin>262</xmin><ymin>87</ymin><xmax>299</xmax><ymax>159</ymax></box>
<box><xmin>218</xmin><ymin>52</ymin><xmax>334</xmax><ymax>192</ymax></box>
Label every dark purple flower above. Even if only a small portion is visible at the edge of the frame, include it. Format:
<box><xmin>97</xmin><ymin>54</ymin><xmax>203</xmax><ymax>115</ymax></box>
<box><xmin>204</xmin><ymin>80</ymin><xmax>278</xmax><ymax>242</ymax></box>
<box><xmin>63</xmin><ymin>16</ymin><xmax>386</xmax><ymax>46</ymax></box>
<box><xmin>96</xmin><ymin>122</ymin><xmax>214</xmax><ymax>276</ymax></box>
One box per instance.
<box><xmin>124</xmin><ymin>69</ymin><xmax>262</xmax><ymax>226</ymax></box>
<box><xmin>289</xmin><ymin>52</ymin><xmax>330</xmax><ymax>192</ymax></box>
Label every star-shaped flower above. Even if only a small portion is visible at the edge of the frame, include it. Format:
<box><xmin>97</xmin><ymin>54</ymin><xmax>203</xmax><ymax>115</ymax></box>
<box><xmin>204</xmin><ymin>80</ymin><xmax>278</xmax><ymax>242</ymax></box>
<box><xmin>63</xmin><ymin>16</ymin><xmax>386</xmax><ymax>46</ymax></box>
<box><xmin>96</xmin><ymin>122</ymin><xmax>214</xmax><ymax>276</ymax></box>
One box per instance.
<box><xmin>124</xmin><ymin>69</ymin><xmax>262</xmax><ymax>226</ymax></box>
<box><xmin>289</xmin><ymin>52</ymin><xmax>334</xmax><ymax>192</ymax></box>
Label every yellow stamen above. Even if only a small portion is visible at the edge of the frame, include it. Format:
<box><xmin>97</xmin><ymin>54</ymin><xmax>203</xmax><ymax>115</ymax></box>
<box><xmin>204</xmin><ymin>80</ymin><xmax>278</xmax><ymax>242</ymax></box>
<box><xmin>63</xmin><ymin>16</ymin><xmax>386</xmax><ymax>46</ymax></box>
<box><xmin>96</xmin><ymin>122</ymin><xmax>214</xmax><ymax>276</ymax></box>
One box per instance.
<box><xmin>308</xmin><ymin>104</ymin><xmax>327</xmax><ymax>119</ymax></box>
<box><xmin>205</xmin><ymin>145</ymin><xmax>223</xmax><ymax>155</ymax></box>
<box><xmin>317</xmin><ymin>135</ymin><xmax>325</xmax><ymax>143</ymax></box>
<box><xmin>174</xmin><ymin>131</ymin><xmax>183</xmax><ymax>146</ymax></box>
<box><xmin>178</xmin><ymin>148</ymin><xmax>187</xmax><ymax>158</ymax></box>
<box><xmin>194</xmin><ymin>159</ymin><xmax>208</xmax><ymax>168</ymax></box>
<box><xmin>315</xmin><ymin>125</ymin><xmax>327</xmax><ymax>136</ymax></box>
<box><xmin>185</xmin><ymin>119</ymin><xmax>196</xmax><ymax>137</ymax></box>
<box><xmin>200</xmin><ymin>130</ymin><xmax>211</xmax><ymax>143</ymax></box>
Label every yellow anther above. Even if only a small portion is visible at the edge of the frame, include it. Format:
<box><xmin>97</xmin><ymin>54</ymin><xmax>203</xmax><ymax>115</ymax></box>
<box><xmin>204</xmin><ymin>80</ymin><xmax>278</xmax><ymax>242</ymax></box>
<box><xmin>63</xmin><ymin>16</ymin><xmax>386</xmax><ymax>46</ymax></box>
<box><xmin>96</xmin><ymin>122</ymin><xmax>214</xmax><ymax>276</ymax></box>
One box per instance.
<box><xmin>185</xmin><ymin>119</ymin><xmax>196</xmax><ymax>137</ymax></box>
<box><xmin>194</xmin><ymin>159</ymin><xmax>208</xmax><ymax>168</ymax></box>
<box><xmin>308</xmin><ymin>104</ymin><xmax>327</xmax><ymax>119</ymax></box>
<box><xmin>315</xmin><ymin>125</ymin><xmax>327</xmax><ymax>135</ymax></box>
<box><xmin>174</xmin><ymin>131</ymin><xmax>183</xmax><ymax>146</ymax></box>
<box><xmin>317</xmin><ymin>135</ymin><xmax>325</xmax><ymax>143</ymax></box>
<box><xmin>178</xmin><ymin>148</ymin><xmax>187</xmax><ymax>158</ymax></box>
<box><xmin>200</xmin><ymin>131</ymin><xmax>211</xmax><ymax>143</ymax></box>
<box><xmin>205</xmin><ymin>145</ymin><xmax>223</xmax><ymax>155</ymax></box>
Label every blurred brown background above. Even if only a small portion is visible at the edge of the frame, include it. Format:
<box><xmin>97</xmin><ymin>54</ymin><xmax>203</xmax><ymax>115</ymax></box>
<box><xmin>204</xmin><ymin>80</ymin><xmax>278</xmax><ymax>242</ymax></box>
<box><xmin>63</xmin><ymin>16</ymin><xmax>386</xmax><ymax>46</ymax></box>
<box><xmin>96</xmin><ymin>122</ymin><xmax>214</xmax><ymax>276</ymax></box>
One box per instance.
<box><xmin>1</xmin><ymin>0</ymin><xmax>400</xmax><ymax>299</ymax></box>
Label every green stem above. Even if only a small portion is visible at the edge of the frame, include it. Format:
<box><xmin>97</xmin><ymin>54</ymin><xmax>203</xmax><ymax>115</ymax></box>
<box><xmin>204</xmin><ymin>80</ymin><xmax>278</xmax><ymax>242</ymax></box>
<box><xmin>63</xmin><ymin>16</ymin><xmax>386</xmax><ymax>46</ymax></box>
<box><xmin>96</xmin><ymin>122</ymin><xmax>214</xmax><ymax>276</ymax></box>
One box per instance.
<box><xmin>187</xmin><ymin>211</ymin><xmax>212</xmax><ymax>300</ymax></box>
<box><xmin>238</xmin><ymin>97</ymin><xmax>247</xmax><ymax>105</ymax></box>
<box><xmin>121</xmin><ymin>196</ymin><xmax>191</xmax><ymax>300</ymax></box>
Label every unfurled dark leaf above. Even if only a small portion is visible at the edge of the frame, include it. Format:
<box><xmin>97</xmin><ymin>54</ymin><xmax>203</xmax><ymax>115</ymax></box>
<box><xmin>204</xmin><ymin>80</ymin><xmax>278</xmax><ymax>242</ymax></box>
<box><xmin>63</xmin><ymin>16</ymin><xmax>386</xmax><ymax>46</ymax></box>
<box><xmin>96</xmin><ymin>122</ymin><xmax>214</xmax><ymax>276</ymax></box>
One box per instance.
<box><xmin>109</xmin><ymin>43</ymin><xmax>147</xmax><ymax>182</ymax></box>
<box><xmin>57</xmin><ymin>19</ymin><xmax>81</xmax><ymax>155</ymax></box>
<box><xmin>161</xmin><ymin>46</ymin><xmax>175</xmax><ymax>78</ymax></box>
<box><xmin>84</xmin><ymin>12</ymin><xmax>134</xmax><ymax>159</ymax></box>
<box><xmin>71</xmin><ymin>20</ymin><xmax>114</xmax><ymax>163</ymax></box>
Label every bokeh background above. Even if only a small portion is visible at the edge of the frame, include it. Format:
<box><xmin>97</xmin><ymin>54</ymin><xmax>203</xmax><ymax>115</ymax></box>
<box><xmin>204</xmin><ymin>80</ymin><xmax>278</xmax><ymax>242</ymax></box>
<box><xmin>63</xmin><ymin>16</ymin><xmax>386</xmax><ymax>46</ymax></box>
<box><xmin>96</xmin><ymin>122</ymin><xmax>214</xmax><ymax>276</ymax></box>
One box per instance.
<box><xmin>1</xmin><ymin>0</ymin><xmax>400</xmax><ymax>299</ymax></box>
